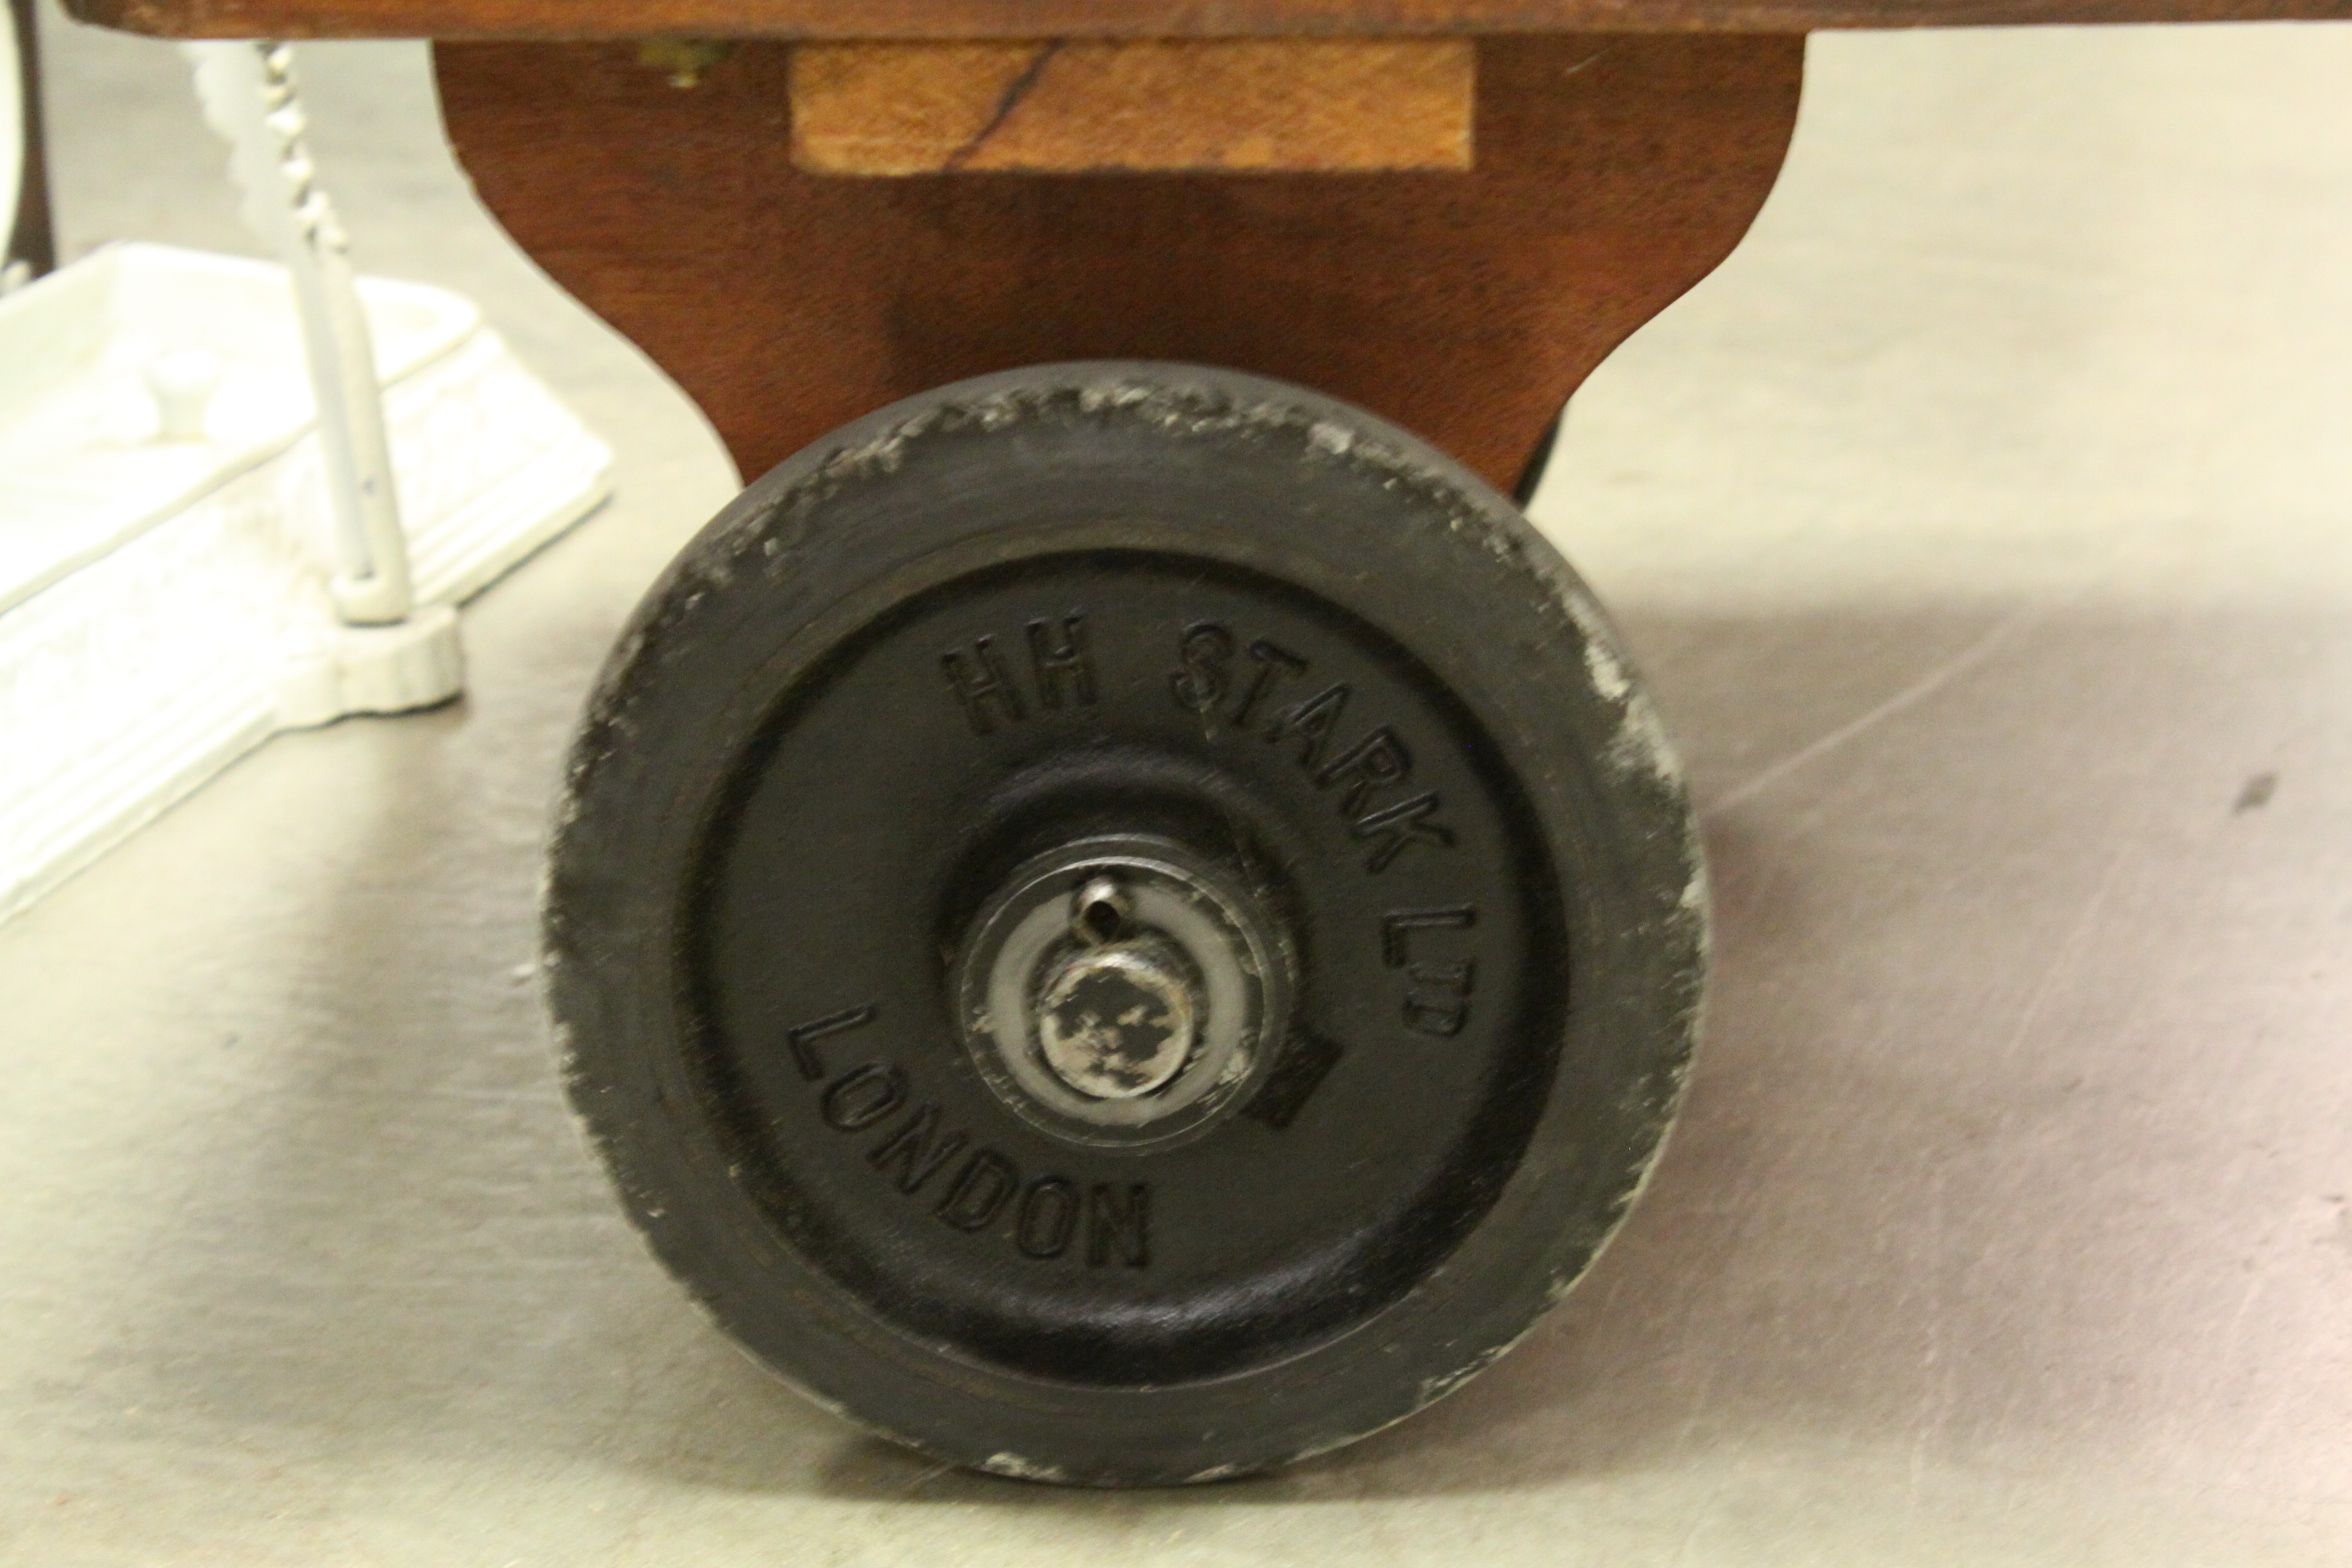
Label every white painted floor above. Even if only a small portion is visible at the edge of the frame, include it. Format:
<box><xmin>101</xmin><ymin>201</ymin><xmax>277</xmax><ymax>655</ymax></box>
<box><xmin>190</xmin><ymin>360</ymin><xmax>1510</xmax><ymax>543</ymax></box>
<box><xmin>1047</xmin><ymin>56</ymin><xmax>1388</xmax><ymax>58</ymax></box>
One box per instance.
<box><xmin>5</xmin><ymin>16</ymin><xmax>2349</xmax><ymax>1565</ymax></box>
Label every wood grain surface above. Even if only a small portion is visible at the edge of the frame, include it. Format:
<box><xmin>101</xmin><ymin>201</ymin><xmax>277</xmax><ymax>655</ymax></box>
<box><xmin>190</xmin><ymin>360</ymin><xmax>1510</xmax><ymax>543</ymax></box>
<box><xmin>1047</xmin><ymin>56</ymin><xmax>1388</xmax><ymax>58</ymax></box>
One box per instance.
<box><xmin>790</xmin><ymin>40</ymin><xmax>1475</xmax><ymax>175</ymax></box>
<box><xmin>71</xmin><ymin>0</ymin><xmax>2352</xmax><ymax>43</ymax></box>
<box><xmin>434</xmin><ymin>33</ymin><xmax>1803</xmax><ymax>492</ymax></box>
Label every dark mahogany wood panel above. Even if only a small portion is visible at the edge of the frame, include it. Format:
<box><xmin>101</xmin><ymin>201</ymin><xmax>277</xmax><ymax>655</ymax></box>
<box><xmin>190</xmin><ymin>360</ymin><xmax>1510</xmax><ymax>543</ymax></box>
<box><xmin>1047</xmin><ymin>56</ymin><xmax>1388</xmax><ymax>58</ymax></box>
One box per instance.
<box><xmin>70</xmin><ymin>0</ymin><xmax>2352</xmax><ymax>43</ymax></box>
<box><xmin>433</xmin><ymin>34</ymin><xmax>1803</xmax><ymax>491</ymax></box>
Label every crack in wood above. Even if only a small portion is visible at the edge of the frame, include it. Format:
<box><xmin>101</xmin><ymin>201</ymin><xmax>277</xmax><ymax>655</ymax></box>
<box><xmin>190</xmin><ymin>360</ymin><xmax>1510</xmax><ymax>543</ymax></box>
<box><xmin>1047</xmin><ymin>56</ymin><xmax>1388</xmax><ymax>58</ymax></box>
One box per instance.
<box><xmin>944</xmin><ymin>40</ymin><xmax>1063</xmax><ymax>172</ymax></box>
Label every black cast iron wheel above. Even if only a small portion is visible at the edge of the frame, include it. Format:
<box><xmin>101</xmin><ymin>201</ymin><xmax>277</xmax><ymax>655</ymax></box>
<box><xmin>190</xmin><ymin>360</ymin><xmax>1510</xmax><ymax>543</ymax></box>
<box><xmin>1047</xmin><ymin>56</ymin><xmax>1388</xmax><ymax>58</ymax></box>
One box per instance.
<box><xmin>544</xmin><ymin>363</ymin><xmax>1709</xmax><ymax>1485</ymax></box>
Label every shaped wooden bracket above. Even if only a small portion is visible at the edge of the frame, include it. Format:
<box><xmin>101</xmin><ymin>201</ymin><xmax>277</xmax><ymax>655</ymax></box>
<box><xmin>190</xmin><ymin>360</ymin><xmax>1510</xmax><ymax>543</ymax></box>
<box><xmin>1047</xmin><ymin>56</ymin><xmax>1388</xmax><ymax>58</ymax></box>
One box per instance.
<box><xmin>436</xmin><ymin>34</ymin><xmax>1805</xmax><ymax>490</ymax></box>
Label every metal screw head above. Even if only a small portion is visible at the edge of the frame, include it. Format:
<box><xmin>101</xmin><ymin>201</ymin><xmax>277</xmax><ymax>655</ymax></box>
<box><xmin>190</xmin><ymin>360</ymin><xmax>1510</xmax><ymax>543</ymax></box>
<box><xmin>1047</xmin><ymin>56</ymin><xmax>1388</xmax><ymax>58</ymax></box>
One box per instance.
<box><xmin>1034</xmin><ymin>944</ymin><xmax>1197</xmax><ymax>1100</ymax></box>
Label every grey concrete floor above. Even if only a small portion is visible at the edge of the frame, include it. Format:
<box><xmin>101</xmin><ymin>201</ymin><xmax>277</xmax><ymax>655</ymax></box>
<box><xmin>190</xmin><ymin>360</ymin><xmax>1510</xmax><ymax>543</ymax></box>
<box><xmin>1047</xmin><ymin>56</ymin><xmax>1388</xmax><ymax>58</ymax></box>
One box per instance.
<box><xmin>5</xmin><ymin>16</ymin><xmax>2351</xmax><ymax>1566</ymax></box>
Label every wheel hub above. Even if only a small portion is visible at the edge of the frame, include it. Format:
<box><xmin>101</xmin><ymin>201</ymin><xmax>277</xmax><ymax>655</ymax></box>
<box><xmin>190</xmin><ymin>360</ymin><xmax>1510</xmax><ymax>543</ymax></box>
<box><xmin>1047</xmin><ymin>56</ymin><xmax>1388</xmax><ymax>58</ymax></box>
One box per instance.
<box><xmin>955</xmin><ymin>836</ymin><xmax>1287</xmax><ymax>1148</ymax></box>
